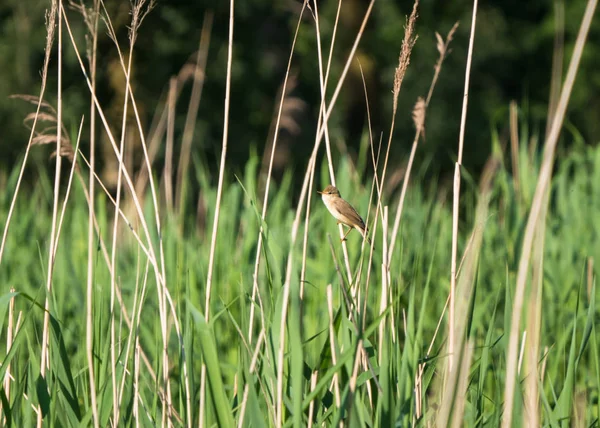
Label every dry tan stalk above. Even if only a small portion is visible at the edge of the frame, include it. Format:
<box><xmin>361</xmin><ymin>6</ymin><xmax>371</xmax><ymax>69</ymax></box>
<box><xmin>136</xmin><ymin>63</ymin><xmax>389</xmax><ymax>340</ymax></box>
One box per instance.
<box><xmin>164</xmin><ymin>78</ymin><xmax>177</xmax><ymax>211</ymax></box>
<box><xmin>327</xmin><ymin>285</ymin><xmax>342</xmax><ymax>408</ymax></box>
<box><xmin>175</xmin><ymin>13</ymin><xmax>213</xmax><ymax>213</ymax></box>
<box><xmin>38</xmin><ymin>2</ymin><xmax>64</xmax><ymax>426</ymax></box>
<box><xmin>449</xmin><ymin>0</ymin><xmax>478</xmax><ymax>373</ymax></box>
<box><xmin>545</xmin><ymin>1</ymin><xmax>564</xmax><ymax>140</ymax></box>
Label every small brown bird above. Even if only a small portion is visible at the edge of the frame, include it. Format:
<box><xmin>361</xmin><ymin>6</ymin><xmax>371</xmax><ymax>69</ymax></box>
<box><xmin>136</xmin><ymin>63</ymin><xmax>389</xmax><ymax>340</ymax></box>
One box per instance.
<box><xmin>317</xmin><ymin>185</ymin><xmax>371</xmax><ymax>244</ymax></box>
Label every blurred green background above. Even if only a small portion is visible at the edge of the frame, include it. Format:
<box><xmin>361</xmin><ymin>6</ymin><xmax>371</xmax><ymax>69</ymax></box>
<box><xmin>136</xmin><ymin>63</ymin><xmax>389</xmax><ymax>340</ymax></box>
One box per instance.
<box><xmin>0</xmin><ymin>0</ymin><xmax>598</xmax><ymax>190</ymax></box>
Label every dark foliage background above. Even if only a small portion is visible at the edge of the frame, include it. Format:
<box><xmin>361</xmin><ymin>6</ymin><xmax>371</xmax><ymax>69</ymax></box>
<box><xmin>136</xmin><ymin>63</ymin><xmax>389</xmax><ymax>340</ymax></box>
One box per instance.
<box><xmin>0</xmin><ymin>0</ymin><xmax>598</xmax><ymax>192</ymax></box>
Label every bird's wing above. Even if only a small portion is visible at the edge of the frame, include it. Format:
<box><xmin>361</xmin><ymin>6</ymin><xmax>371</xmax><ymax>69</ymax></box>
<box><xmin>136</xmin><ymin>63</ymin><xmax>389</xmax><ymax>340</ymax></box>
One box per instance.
<box><xmin>333</xmin><ymin>198</ymin><xmax>366</xmax><ymax>230</ymax></box>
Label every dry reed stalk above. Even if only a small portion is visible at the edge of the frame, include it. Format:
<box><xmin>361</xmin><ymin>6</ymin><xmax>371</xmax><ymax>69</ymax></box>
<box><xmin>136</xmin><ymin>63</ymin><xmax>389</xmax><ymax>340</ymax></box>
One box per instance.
<box><xmin>437</xmin><ymin>156</ymin><xmax>498</xmax><ymax>426</ymax></box>
<box><xmin>450</xmin><ymin>341</ymin><xmax>474</xmax><ymax>428</ymax></box>
<box><xmin>546</xmin><ymin>1</ymin><xmax>564</xmax><ymax>141</ymax></box>
<box><xmin>164</xmin><ymin>77</ymin><xmax>177</xmax><ymax>212</ymax></box>
<box><xmin>275</xmin><ymin>2</ymin><xmax>375</xmax><ymax>424</ymax></box>
<box><xmin>62</xmin><ymin>5</ymin><xmax>191</xmax><ymax>422</ymax></box>
<box><xmin>346</xmin><ymin>339</ymin><xmax>364</xmax><ymax>424</ymax></box>
<box><xmin>522</xmin><ymin>182</ymin><xmax>548</xmax><ymax>427</ymax></box>
<box><xmin>521</xmin><ymin>18</ymin><xmax>566</xmax><ymax>424</ymax></box>
<box><xmin>509</xmin><ymin>101</ymin><xmax>521</xmax><ymax>202</ymax></box>
<box><xmin>111</xmin><ymin>11</ymin><xmax>135</xmax><ymax>425</ymax></box>
<box><xmin>78</xmin><ymin>0</ymin><xmax>101</xmax><ymax>425</ymax></box>
<box><xmin>38</xmin><ymin>4</ymin><xmax>63</xmax><ymax>427</ymax></box>
<box><xmin>199</xmin><ymin>0</ymin><xmax>234</xmax><ymax>426</ymax></box>
<box><xmin>377</xmin><ymin>207</ymin><xmax>389</xmax><ymax>364</ymax></box>
<box><xmin>248</xmin><ymin>0</ymin><xmax>308</xmax><ymax>343</ymax></box>
<box><xmin>237</xmin><ymin>385</ymin><xmax>250</xmax><ymax>428</ymax></box>
<box><xmin>327</xmin><ymin>285</ymin><xmax>342</xmax><ymax>408</ymax></box>
<box><xmin>176</xmin><ymin>13</ymin><xmax>213</xmax><ymax>213</ymax></box>
<box><xmin>448</xmin><ymin>0</ymin><xmax>478</xmax><ymax>375</ymax></box>
<box><xmin>502</xmin><ymin>0</ymin><xmax>598</xmax><ymax>424</ymax></box>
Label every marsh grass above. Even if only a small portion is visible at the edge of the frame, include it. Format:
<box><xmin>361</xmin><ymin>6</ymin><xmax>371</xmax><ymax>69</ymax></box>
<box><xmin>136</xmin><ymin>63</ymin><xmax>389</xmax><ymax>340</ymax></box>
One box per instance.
<box><xmin>0</xmin><ymin>0</ymin><xmax>599</xmax><ymax>427</ymax></box>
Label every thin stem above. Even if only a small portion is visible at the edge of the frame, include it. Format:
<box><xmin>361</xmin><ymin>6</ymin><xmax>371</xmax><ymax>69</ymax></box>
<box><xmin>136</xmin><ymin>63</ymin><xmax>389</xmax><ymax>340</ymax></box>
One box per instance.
<box><xmin>39</xmin><ymin>2</ymin><xmax>66</xmax><ymax>426</ymax></box>
<box><xmin>200</xmin><ymin>0</ymin><xmax>234</xmax><ymax>426</ymax></box>
<box><xmin>85</xmin><ymin>0</ymin><xmax>100</xmax><ymax>427</ymax></box>
<box><xmin>449</xmin><ymin>0</ymin><xmax>478</xmax><ymax>372</ymax></box>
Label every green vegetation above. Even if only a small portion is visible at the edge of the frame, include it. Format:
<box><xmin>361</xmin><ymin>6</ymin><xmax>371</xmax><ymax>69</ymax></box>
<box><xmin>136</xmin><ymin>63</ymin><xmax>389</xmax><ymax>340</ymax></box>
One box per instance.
<box><xmin>1</xmin><ymin>0</ymin><xmax>599</xmax><ymax>426</ymax></box>
<box><xmin>1</xmin><ymin>126</ymin><xmax>599</xmax><ymax>425</ymax></box>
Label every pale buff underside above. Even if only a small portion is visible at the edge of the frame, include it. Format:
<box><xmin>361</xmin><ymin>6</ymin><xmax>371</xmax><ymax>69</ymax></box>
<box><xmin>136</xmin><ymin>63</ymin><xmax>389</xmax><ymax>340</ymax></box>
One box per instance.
<box><xmin>321</xmin><ymin>194</ymin><xmax>368</xmax><ymax>239</ymax></box>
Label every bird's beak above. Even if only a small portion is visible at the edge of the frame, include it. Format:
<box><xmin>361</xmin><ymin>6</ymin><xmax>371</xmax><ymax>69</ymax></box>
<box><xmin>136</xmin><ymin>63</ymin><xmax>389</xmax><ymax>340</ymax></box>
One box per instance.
<box><xmin>316</xmin><ymin>190</ymin><xmax>323</xmax><ymax>194</ymax></box>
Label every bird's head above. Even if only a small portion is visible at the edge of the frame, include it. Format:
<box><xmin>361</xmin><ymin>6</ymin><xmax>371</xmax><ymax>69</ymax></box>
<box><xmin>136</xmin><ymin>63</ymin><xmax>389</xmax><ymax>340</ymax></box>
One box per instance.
<box><xmin>317</xmin><ymin>185</ymin><xmax>340</xmax><ymax>197</ymax></box>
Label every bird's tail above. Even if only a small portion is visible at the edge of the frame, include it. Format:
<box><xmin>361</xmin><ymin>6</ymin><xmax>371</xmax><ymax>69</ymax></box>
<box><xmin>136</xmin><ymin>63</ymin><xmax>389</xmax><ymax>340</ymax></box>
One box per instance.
<box><xmin>358</xmin><ymin>225</ymin><xmax>372</xmax><ymax>245</ymax></box>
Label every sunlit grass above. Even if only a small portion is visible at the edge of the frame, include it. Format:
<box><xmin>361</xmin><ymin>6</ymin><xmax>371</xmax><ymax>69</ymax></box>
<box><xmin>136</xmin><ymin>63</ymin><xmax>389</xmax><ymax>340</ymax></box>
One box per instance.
<box><xmin>1</xmin><ymin>137</ymin><xmax>599</xmax><ymax>425</ymax></box>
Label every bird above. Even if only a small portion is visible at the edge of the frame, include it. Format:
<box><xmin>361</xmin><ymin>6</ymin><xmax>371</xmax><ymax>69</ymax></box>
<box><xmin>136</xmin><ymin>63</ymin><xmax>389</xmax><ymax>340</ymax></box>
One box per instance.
<box><xmin>317</xmin><ymin>185</ymin><xmax>371</xmax><ymax>244</ymax></box>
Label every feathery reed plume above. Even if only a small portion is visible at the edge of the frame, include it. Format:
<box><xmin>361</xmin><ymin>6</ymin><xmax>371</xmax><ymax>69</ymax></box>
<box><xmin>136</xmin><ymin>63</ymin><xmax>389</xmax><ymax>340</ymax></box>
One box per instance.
<box><xmin>388</xmin><ymin>21</ymin><xmax>459</xmax><ymax>264</ymax></box>
<box><xmin>378</xmin><ymin>0</ymin><xmax>419</xmax><ymax>213</ymax></box>
<box><xmin>412</xmin><ymin>96</ymin><xmax>426</xmax><ymax>140</ymax></box>
<box><xmin>427</xmin><ymin>22</ymin><xmax>459</xmax><ymax>105</ymax></box>
<box><xmin>12</xmin><ymin>95</ymin><xmax>75</xmax><ymax>163</ymax></box>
